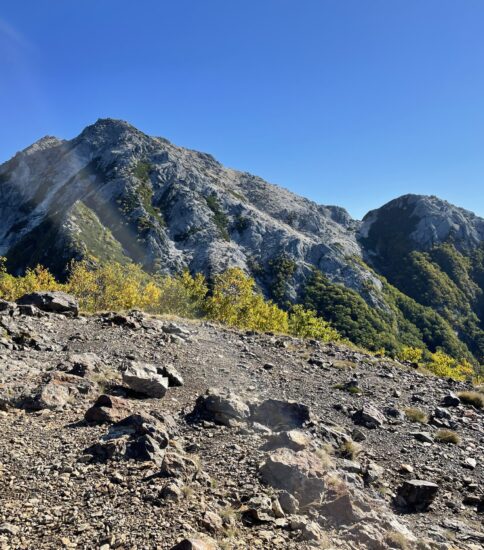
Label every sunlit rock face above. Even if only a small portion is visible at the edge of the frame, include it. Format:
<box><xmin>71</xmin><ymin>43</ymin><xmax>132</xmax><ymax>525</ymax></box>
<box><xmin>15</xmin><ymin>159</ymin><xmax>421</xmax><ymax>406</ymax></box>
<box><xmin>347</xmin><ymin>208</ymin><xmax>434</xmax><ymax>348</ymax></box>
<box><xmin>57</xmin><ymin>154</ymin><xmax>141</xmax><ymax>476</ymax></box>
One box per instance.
<box><xmin>361</xmin><ymin>193</ymin><xmax>484</xmax><ymax>256</ymax></box>
<box><xmin>0</xmin><ymin>118</ymin><xmax>375</xmax><ymax>300</ymax></box>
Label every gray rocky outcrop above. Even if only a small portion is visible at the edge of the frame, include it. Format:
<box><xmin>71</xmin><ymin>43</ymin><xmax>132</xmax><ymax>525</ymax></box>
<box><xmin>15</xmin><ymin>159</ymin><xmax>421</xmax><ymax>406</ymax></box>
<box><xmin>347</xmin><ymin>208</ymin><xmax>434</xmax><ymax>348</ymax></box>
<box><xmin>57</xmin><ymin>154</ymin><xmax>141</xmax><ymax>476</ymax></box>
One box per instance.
<box><xmin>122</xmin><ymin>361</ymin><xmax>169</xmax><ymax>398</ymax></box>
<box><xmin>17</xmin><ymin>292</ymin><xmax>79</xmax><ymax>316</ymax></box>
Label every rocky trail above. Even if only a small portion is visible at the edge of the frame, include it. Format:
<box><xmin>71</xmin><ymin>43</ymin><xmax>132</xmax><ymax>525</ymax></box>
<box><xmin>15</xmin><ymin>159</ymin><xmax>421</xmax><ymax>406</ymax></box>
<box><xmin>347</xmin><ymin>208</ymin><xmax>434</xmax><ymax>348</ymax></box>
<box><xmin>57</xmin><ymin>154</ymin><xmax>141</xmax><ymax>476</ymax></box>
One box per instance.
<box><xmin>0</xmin><ymin>294</ymin><xmax>482</xmax><ymax>549</ymax></box>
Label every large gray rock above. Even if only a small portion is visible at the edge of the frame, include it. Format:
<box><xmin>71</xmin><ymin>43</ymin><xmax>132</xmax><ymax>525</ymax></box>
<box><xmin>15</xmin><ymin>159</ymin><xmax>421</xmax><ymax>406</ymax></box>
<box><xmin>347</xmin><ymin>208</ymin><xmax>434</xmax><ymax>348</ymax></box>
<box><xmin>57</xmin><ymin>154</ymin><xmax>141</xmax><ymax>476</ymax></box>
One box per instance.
<box><xmin>396</xmin><ymin>479</ymin><xmax>439</xmax><ymax>511</ymax></box>
<box><xmin>17</xmin><ymin>292</ymin><xmax>79</xmax><ymax>316</ymax></box>
<box><xmin>34</xmin><ymin>380</ymin><xmax>71</xmax><ymax>410</ymax></box>
<box><xmin>352</xmin><ymin>404</ymin><xmax>385</xmax><ymax>429</ymax></box>
<box><xmin>259</xmin><ymin>448</ymin><xmax>328</xmax><ymax>506</ymax></box>
<box><xmin>84</xmin><ymin>394</ymin><xmax>131</xmax><ymax>424</ymax></box>
<box><xmin>122</xmin><ymin>361</ymin><xmax>169</xmax><ymax>398</ymax></box>
<box><xmin>192</xmin><ymin>388</ymin><xmax>251</xmax><ymax>426</ymax></box>
<box><xmin>86</xmin><ymin>413</ymin><xmax>169</xmax><ymax>464</ymax></box>
<box><xmin>251</xmin><ymin>399</ymin><xmax>311</xmax><ymax>430</ymax></box>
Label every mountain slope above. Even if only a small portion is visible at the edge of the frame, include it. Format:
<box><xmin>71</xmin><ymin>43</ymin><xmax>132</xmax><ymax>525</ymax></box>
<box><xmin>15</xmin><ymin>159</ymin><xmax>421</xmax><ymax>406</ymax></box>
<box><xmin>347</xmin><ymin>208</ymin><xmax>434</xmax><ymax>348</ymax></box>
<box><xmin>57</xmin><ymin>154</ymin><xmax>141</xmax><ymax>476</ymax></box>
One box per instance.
<box><xmin>1</xmin><ymin>120</ymin><xmax>483</xmax><ymax>366</ymax></box>
<box><xmin>0</xmin><ymin>119</ymin><xmax>369</xmax><ymax>300</ymax></box>
<box><xmin>360</xmin><ymin>195</ymin><xmax>484</xmax><ymax>362</ymax></box>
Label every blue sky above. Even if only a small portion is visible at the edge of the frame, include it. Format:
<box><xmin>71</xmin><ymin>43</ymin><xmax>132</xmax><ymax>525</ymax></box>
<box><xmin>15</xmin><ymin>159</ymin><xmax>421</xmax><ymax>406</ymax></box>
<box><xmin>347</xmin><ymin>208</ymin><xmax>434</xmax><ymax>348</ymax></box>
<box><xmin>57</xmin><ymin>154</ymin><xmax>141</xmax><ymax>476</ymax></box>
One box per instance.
<box><xmin>1</xmin><ymin>0</ymin><xmax>483</xmax><ymax>219</ymax></box>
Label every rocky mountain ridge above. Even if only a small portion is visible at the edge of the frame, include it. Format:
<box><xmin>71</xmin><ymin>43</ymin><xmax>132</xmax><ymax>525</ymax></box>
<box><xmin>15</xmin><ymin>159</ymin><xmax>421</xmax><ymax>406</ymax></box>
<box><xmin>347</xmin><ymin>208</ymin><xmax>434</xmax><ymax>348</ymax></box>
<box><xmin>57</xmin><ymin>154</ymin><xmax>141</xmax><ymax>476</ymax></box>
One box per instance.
<box><xmin>3</xmin><ymin>119</ymin><xmax>483</xmax><ymax>294</ymax></box>
<box><xmin>1</xmin><ymin>119</ymin><xmax>484</xmax><ymax>364</ymax></box>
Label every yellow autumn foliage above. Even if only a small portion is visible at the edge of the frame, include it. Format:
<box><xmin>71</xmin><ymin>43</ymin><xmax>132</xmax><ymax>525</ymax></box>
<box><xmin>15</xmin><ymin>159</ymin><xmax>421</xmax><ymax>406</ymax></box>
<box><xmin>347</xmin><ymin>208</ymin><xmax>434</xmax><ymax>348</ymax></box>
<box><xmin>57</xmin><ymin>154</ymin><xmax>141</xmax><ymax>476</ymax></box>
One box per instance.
<box><xmin>4</xmin><ymin>257</ymin><xmax>477</xmax><ymax>381</ymax></box>
<box><xmin>0</xmin><ymin>258</ymin><xmax>61</xmax><ymax>300</ymax></box>
<box><xmin>288</xmin><ymin>304</ymin><xmax>340</xmax><ymax>342</ymax></box>
<box><xmin>396</xmin><ymin>346</ymin><xmax>424</xmax><ymax>364</ymax></box>
<box><xmin>205</xmin><ymin>267</ymin><xmax>289</xmax><ymax>332</ymax></box>
<box><xmin>426</xmin><ymin>351</ymin><xmax>474</xmax><ymax>381</ymax></box>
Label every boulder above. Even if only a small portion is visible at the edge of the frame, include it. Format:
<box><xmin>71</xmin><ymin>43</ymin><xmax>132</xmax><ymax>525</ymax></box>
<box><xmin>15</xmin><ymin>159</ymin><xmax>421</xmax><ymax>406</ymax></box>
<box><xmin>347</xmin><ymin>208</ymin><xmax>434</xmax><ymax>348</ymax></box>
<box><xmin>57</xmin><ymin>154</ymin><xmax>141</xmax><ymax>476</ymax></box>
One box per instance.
<box><xmin>251</xmin><ymin>399</ymin><xmax>311</xmax><ymax>430</ymax></box>
<box><xmin>396</xmin><ymin>479</ymin><xmax>439</xmax><ymax>511</ymax></box>
<box><xmin>277</xmin><ymin>491</ymin><xmax>299</xmax><ymax>514</ymax></box>
<box><xmin>433</xmin><ymin>407</ymin><xmax>452</xmax><ymax>420</ymax></box>
<box><xmin>320</xmin><ymin>424</ymin><xmax>351</xmax><ymax>446</ymax></box>
<box><xmin>441</xmin><ymin>393</ymin><xmax>461</xmax><ymax>407</ymax></box>
<box><xmin>85</xmin><ymin>413</ymin><xmax>169</xmax><ymax>464</ymax></box>
<box><xmin>67</xmin><ymin>352</ymin><xmax>101</xmax><ymax>377</ymax></box>
<box><xmin>122</xmin><ymin>361</ymin><xmax>169</xmax><ymax>398</ymax></box>
<box><xmin>160</xmin><ymin>451</ymin><xmax>200</xmax><ymax>479</ymax></box>
<box><xmin>352</xmin><ymin>404</ymin><xmax>385</xmax><ymax>429</ymax></box>
<box><xmin>242</xmin><ymin>495</ymin><xmax>275</xmax><ymax>523</ymax></box>
<box><xmin>364</xmin><ymin>462</ymin><xmax>385</xmax><ymax>484</ymax></box>
<box><xmin>320</xmin><ymin>492</ymin><xmax>361</xmax><ymax>526</ymax></box>
<box><xmin>259</xmin><ymin>449</ymin><xmax>327</xmax><ymax>506</ymax></box>
<box><xmin>160</xmin><ymin>479</ymin><xmax>184</xmax><ymax>502</ymax></box>
<box><xmin>291</xmin><ymin>517</ymin><xmax>325</xmax><ymax>541</ymax></box>
<box><xmin>84</xmin><ymin>394</ymin><xmax>131</xmax><ymax>424</ymax></box>
<box><xmin>192</xmin><ymin>388</ymin><xmax>250</xmax><ymax>426</ymax></box>
<box><xmin>35</xmin><ymin>381</ymin><xmax>71</xmax><ymax>410</ymax></box>
<box><xmin>17</xmin><ymin>291</ymin><xmax>79</xmax><ymax>316</ymax></box>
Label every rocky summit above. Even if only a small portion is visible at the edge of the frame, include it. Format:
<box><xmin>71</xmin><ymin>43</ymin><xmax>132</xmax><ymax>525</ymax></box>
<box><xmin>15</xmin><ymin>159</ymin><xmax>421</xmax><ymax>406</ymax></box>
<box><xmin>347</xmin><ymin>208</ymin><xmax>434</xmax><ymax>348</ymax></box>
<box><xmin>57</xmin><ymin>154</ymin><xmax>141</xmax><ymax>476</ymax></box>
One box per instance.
<box><xmin>1</xmin><ymin>119</ymin><xmax>484</xmax><ymax>366</ymax></box>
<box><xmin>0</xmin><ymin>300</ymin><xmax>482</xmax><ymax>549</ymax></box>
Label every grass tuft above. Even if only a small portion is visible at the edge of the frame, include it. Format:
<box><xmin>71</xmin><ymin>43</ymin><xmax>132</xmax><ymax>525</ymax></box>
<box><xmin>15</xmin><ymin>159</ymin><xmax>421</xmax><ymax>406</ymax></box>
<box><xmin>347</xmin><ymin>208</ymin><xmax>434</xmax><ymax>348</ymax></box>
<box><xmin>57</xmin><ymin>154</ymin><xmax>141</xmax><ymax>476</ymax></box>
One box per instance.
<box><xmin>339</xmin><ymin>439</ymin><xmax>362</xmax><ymax>460</ymax></box>
<box><xmin>404</xmin><ymin>407</ymin><xmax>428</xmax><ymax>424</ymax></box>
<box><xmin>457</xmin><ymin>391</ymin><xmax>483</xmax><ymax>409</ymax></box>
<box><xmin>435</xmin><ymin>429</ymin><xmax>461</xmax><ymax>445</ymax></box>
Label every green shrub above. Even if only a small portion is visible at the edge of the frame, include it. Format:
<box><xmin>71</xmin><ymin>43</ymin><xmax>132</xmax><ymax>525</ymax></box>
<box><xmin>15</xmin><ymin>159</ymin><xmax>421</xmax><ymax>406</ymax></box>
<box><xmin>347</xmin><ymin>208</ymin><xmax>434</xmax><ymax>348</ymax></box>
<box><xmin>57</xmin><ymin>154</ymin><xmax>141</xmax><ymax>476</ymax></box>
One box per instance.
<box><xmin>205</xmin><ymin>194</ymin><xmax>229</xmax><ymax>240</ymax></box>
<box><xmin>288</xmin><ymin>304</ymin><xmax>340</xmax><ymax>342</ymax></box>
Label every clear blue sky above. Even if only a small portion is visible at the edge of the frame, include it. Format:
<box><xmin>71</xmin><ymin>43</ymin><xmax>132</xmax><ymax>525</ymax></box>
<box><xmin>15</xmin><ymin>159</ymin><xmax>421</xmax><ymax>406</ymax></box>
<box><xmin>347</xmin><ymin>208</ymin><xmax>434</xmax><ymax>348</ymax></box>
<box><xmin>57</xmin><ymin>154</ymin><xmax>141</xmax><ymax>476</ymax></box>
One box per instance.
<box><xmin>1</xmin><ymin>0</ymin><xmax>483</xmax><ymax>219</ymax></box>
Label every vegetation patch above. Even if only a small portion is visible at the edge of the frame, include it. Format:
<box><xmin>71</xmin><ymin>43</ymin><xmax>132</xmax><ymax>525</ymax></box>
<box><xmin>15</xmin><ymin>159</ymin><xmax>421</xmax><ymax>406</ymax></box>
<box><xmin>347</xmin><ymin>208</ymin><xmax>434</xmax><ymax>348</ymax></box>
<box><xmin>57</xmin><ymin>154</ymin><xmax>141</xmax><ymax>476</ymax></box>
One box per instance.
<box><xmin>0</xmin><ymin>260</ymin><xmax>342</xmax><ymax>341</ymax></box>
<box><xmin>404</xmin><ymin>408</ymin><xmax>429</xmax><ymax>424</ymax></box>
<box><xmin>435</xmin><ymin>429</ymin><xmax>461</xmax><ymax>445</ymax></box>
<box><xmin>303</xmin><ymin>267</ymin><xmax>480</xmax><ymax>380</ymax></box>
<box><xmin>333</xmin><ymin>383</ymin><xmax>362</xmax><ymax>395</ymax></box>
<box><xmin>339</xmin><ymin>440</ymin><xmax>362</xmax><ymax>459</ymax></box>
<box><xmin>267</xmin><ymin>254</ymin><xmax>297</xmax><ymax>307</ymax></box>
<box><xmin>205</xmin><ymin>194</ymin><xmax>229</xmax><ymax>240</ymax></box>
<box><xmin>232</xmin><ymin>214</ymin><xmax>250</xmax><ymax>234</ymax></box>
<box><xmin>457</xmin><ymin>390</ymin><xmax>484</xmax><ymax>409</ymax></box>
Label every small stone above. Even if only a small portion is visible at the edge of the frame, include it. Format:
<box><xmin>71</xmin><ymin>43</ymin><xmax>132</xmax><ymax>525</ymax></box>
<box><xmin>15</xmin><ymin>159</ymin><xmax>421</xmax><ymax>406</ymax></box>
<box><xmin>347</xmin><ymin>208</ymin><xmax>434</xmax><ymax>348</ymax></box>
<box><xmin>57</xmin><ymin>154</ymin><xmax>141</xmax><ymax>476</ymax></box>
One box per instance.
<box><xmin>0</xmin><ymin>523</ymin><xmax>19</xmax><ymax>535</ymax></box>
<box><xmin>410</xmin><ymin>431</ymin><xmax>433</xmax><ymax>443</ymax></box>
<box><xmin>251</xmin><ymin>398</ymin><xmax>311</xmax><ymax>430</ymax></box>
<box><xmin>351</xmin><ymin>428</ymin><xmax>367</xmax><ymax>442</ymax></box>
<box><xmin>441</xmin><ymin>393</ymin><xmax>461</xmax><ymax>407</ymax></box>
<box><xmin>399</xmin><ymin>464</ymin><xmax>414</xmax><ymax>474</ymax></box>
<box><xmin>463</xmin><ymin>457</ymin><xmax>477</xmax><ymax>469</ymax></box>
